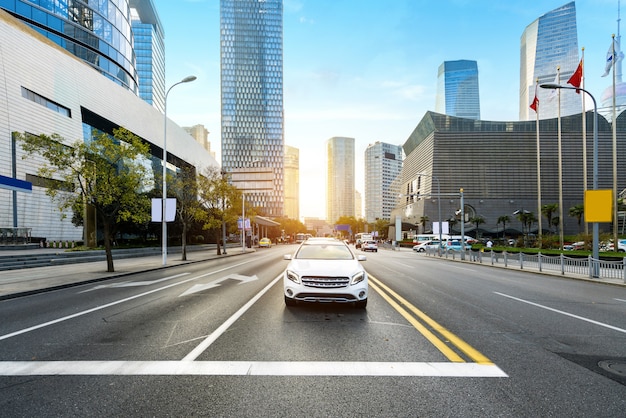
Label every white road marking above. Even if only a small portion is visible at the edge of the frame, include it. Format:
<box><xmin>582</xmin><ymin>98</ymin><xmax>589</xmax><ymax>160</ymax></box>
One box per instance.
<box><xmin>495</xmin><ymin>292</ymin><xmax>626</xmax><ymax>334</ymax></box>
<box><xmin>0</xmin><ymin>259</ymin><xmax>259</xmax><ymax>342</ymax></box>
<box><xmin>615</xmin><ymin>298</ymin><xmax>626</xmax><ymax>303</ymax></box>
<box><xmin>182</xmin><ymin>274</ymin><xmax>282</xmax><ymax>361</ymax></box>
<box><xmin>0</xmin><ymin>361</ymin><xmax>508</xmax><ymax>377</ymax></box>
<box><xmin>179</xmin><ymin>274</ymin><xmax>258</xmax><ymax>297</ymax></box>
<box><xmin>79</xmin><ymin>273</ymin><xmax>189</xmax><ymax>292</ymax></box>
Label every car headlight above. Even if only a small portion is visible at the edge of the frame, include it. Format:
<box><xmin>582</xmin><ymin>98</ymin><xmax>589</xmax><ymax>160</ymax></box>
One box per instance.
<box><xmin>351</xmin><ymin>271</ymin><xmax>365</xmax><ymax>285</ymax></box>
<box><xmin>285</xmin><ymin>269</ymin><xmax>300</xmax><ymax>284</ymax></box>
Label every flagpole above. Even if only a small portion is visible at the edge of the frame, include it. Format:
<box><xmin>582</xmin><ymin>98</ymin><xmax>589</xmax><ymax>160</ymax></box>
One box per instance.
<box><xmin>557</xmin><ymin>67</ymin><xmax>564</xmax><ymax>250</ymax></box>
<box><xmin>535</xmin><ymin>78</ymin><xmax>542</xmax><ymax>246</ymax></box>
<box><xmin>612</xmin><ymin>34</ymin><xmax>618</xmax><ymax>248</ymax></box>
<box><xmin>581</xmin><ymin>48</ymin><xmax>588</xmax><ymax>236</ymax></box>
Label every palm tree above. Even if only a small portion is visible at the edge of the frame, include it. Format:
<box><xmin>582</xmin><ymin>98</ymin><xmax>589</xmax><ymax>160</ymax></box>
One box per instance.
<box><xmin>569</xmin><ymin>204</ymin><xmax>584</xmax><ymax>232</ymax></box>
<box><xmin>419</xmin><ymin>215</ymin><xmax>429</xmax><ymax>233</ymax></box>
<box><xmin>541</xmin><ymin>203</ymin><xmax>559</xmax><ymax>234</ymax></box>
<box><xmin>469</xmin><ymin>216</ymin><xmax>485</xmax><ymax>239</ymax></box>
<box><xmin>497</xmin><ymin>215</ymin><xmax>510</xmax><ymax>239</ymax></box>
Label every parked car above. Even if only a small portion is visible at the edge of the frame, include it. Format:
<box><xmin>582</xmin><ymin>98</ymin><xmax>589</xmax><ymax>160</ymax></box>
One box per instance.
<box><xmin>259</xmin><ymin>237</ymin><xmax>272</xmax><ymax>248</ymax></box>
<box><xmin>283</xmin><ymin>238</ymin><xmax>368</xmax><ymax>308</ymax></box>
<box><xmin>444</xmin><ymin>240</ymin><xmax>469</xmax><ymax>252</ymax></box>
<box><xmin>362</xmin><ymin>240</ymin><xmax>378</xmax><ymax>252</ymax></box>
<box><xmin>412</xmin><ymin>240</ymin><xmax>441</xmax><ymax>252</ymax></box>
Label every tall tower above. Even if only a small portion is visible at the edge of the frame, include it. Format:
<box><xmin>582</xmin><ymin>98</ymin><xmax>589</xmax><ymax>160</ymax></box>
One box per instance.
<box><xmin>435</xmin><ymin>60</ymin><xmax>481</xmax><ymax>120</ymax></box>
<box><xmin>365</xmin><ymin>142</ymin><xmax>403</xmax><ymax>223</ymax></box>
<box><xmin>131</xmin><ymin>0</ymin><xmax>166</xmax><ymax>112</ymax></box>
<box><xmin>284</xmin><ymin>145</ymin><xmax>300</xmax><ymax>220</ymax></box>
<box><xmin>326</xmin><ymin>137</ymin><xmax>355</xmax><ymax>224</ymax></box>
<box><xmin>0</xmin><ymin>0</ymin><xmax>140</xmax><ymax>93</ymax></box>
<box><xmin>220</xmin><ymin>0</ymin><xmax>284</xmax><ymax>217</ymax></box>
<box><xmin>520</xmin><ymin>2</ymin><xmax>579</xmax><ymax>121</ymax></box>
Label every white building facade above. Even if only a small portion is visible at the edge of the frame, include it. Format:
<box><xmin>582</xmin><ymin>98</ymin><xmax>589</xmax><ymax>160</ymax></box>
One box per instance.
<box><xmin>0</xmin><ymin>11</ymin><xmax>218</xmax><ymax>242</ymax></box>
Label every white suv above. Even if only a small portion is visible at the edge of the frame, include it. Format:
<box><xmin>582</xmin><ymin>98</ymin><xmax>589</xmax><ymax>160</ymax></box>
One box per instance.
<box><xmin>283</xmin><ymin>239</ymin><xmax>368</xmax><ymax>308</ymax></box>
<box><xmin>362</xmin><ymin>240</ymin><xmax>378</xmax><ymax>252</ymax></box>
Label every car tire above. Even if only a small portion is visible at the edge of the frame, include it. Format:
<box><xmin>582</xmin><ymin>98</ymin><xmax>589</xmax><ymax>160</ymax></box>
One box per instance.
<box><xmin>418</xmin><ymin>248</ymin><xmax>425</xmax><ymax>252</ymax></box>
<box><xmin>354</xmin><ymin>299</ymin><xmax>367</xmax><ymax>309</ymax></box>
<box><xmin>284</xmin><ymin>296</ymin><xmax>297</xmax><ymax>306</ymax></box>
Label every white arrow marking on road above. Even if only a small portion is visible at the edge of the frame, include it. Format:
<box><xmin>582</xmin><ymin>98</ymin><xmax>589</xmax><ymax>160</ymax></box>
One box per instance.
<box><xmin>179</xmin><ymin>274</ymin><xmax>258</xmax><ymax>297</ymax></box>
<box><xmin>80</xmin><ymin>273</ymin><xmax>189</xmax><ymax>292</ymax></box>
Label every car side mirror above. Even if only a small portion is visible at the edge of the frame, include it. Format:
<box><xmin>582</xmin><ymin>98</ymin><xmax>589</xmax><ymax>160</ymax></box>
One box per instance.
<box><xmin>357</xmin><ymin>255</ymin><xmax>367</xmax><ymax>261</ymax></box>
<box><xmin>283</xmin><ymin>254</ymin><xmax>292</xmax><ymax>260</ymax></box>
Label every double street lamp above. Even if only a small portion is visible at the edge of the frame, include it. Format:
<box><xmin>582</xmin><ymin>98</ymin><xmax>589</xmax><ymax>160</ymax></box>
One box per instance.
<box><xmin>162</xmin><ymin>75</ymin><xmax>197</xmax><ymax>266</ymax></box>
<box><xmin>540</xmin><ymin>83</ymin><xmax>599</xmax><ymax>273</ymax></box>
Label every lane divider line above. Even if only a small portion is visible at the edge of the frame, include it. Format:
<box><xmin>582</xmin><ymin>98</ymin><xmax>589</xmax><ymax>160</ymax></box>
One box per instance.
<box><xmin>368</xmin><ymin>280</ymin><xmax>464</xmax><ymax>362</ymax></box>
<box><xmin>369</xmin><ymin>274</ymin><xmax>494</xmax><ymax>365</ymax></box>
<box><xmin>182</xmin><ymin>274</ymin><xmax>283</xmax><ymax>361</ymax></box>
<box><xmin>496</xmin><ymin>292</ymin><xmax>626</xmax><ymax>334</ymax></box>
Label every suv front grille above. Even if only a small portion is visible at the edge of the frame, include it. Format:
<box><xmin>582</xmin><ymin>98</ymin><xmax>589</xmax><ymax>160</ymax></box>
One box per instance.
<box><xmin>301</xmin><ymin>276</ymin><xmax>349</xmax><ymax>288</ymax></box>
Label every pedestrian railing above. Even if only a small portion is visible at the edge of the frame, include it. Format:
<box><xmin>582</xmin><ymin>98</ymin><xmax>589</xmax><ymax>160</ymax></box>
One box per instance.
<box><xmin>425</xmin><ymin>247</ymin><xmax>626</xmax><ymax>283</ymax></box>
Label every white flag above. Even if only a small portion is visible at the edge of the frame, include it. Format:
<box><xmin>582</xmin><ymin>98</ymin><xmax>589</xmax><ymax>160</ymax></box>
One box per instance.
<box><xmin>602</xmin><ymin>39</ymin><xmax>621</xmax><ymax>77</ymax></box>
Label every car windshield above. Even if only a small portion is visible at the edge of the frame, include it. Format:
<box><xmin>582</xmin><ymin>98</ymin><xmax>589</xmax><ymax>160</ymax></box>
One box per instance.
<box><xmin>295</xmin><ymin>243</ymin><xmax>354</xmax><ymax>260</ymax></box>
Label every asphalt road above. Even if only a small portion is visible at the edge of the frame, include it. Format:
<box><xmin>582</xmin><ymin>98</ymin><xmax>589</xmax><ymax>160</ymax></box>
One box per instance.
<box><xmin>0</xmin><ymin>245</ymin><xmax>624</xmax><ymax>417</ymax></box>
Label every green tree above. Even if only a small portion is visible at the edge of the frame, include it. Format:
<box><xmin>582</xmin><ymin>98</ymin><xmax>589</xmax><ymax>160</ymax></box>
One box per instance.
<box><xmin>541</xmin><ymin>203</ymin><xmax>559</xmax><ymax>234</ymax></box>
<box><xmin>569</xmin><ymin>204</ymin><xmax>584</xmax><ymax>232</ymax></box>
<box><xmin>419</xmin><ymin>216</ymin><xmax>429</xmax><ymax>233</ymax></box>
<box><xmin>197</xmin><ymin>167</ymin><xmax>241</xmax><ymax>254</ymax></box>
<box><xmin>167</xmin><ymin>165</ymin><xmax>204</xmax><ymax>261</ymax></box>
<box><xmin>469</xmin><ymin>216</ymin><xmax>485</xmax><ymax>239</ymax></box>
<box><xmin>497</xmin><ymin>215</ymin><xmax>510</xmax><ymax>240</ymax></box>
<box><xmin>372</xmin><ymin>218</ymin><xmax>390</xmax><ymax>241</ymax></box>
<box><xmin>17</xmin><ymin>128</ymin><xmax>151</xmax><ymax>272</ymax></box>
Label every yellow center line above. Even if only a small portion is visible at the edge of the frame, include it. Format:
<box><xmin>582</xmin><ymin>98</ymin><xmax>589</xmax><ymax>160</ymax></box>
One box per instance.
<box><xmin>368</xmin><ymin>280</ymin><xmax>464</xmax><ymax>363</ymax></box>
<box><xmin>369</xmin><ymin>274</ymin><xmax>493</xmax><ymax>365</ymax></box>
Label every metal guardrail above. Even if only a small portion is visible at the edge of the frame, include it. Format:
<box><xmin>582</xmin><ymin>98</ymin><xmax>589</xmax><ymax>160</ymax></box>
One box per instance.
<box><xmin>424</xmin><ymin>248</ymin><xmax>626</xmax><ymax>283</ymax></box>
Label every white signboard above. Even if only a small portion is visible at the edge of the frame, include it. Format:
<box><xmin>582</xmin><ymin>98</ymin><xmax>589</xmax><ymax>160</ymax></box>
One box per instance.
<box><xmin>151</xmin><ymin>198</ymin><xmax>176</xmax><ymax>222</ymax></box>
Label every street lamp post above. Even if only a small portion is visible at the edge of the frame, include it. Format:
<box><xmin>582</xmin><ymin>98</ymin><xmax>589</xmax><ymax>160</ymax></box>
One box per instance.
<box><xmin>162</xmin><ymin>75</ymin><xmax>197</xmax><ymax>266</ymax></box>
<box><xmin>540</xmin><ymin>83</ymin><xmax>599</xmax><ymax>275</ymax></box>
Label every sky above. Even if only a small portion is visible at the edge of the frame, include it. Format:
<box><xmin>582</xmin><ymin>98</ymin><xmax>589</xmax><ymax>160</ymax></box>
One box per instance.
<box><xmin>152</xmin><ymin>0</ymin><xmax>620</xmax><ymax>220</ymax></box>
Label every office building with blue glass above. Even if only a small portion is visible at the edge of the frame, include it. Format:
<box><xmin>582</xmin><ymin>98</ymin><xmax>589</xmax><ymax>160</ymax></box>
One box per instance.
<box><xmin>435</xmin><ymin>60</ymin><xmax>481</xmax><ymax>120</ymax></box>
<box><xmin>520</xmin><ymin>2</ymin><xmax>580</xmax><ymax>121</ymax></box>
<box><xmin>220</xmin><ymin>0</ymin><xmax>284</xmax><ymax>218</ymax></box>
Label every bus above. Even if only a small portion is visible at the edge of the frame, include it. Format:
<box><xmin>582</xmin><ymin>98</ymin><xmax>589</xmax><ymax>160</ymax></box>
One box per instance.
<box><xmin>355</xmin><ymin>233</ymin><xmax>373</xmax><ymax>248</ymax></box>
<box><xmin>295</xmin><ymin>233</ymin><xmax>312</xmax><ymax>243</ymax></box>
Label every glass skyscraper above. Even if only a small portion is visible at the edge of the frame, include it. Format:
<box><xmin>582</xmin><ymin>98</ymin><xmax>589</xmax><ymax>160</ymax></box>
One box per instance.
<box><xmin>365</xmin><ymin>142</ymin><xmax>403</xmax><ymax>223</ymax></box>
<box><xmin>326</xmin><ymin>137</ymin><xmax>355</xmax><ymax>224</ymax></box>
<box><xmin>520</xmin><ymin>1</ymin><xmax>579</xmax><ymax>121</ymax></box>
<box><xmin>131</xmin><ymin>1</ymin><xmax>165</xmax><ymax>112</ymax></box>
<box><xmin>220</xmin><ymin>0</ymin><xmax>284</xmax><ymax>217</ymax></box>
<box><xmin>435</xmin><ymin>60</ymin><xmax>480</xmax><ymax>120</ymax></box>
<box><xmin>0</xmin><ymin>0</ymin><xmax>139</xmax><ymax>93</ymax></box>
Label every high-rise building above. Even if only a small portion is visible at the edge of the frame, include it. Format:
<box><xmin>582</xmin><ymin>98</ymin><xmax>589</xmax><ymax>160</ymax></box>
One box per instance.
<box><xmin>220</xmin><ymin>0</ymin><xmax>284</xmax><ymax>217</ymax></box>
<box><xmin>600</xmin><ymin>3</ymin><xmax>626</xmax><ymax>121</ymax></box>
<box><xmin>354</xmin><ymin>190</ymin><xmax>362</xmax><ymax>219</ymax></box>
<box><xmin>131</xmin><ymin>1</ymin><xmax>165</xmax><ymax>112</ymax></box>
<box><xmin>184</xmin><ymin>124</ymin><xmax>215</xmax><ymax>158</ymax></box>
<box><xmin>520</xmin><ymin>2</ymin><xmax>580</xmax><ymax>121</ymax></box>
<box><xmin>326</xmin><ymin>137</ymin><xmax>355</xmax><ymax>224</ymax></box>
<box><xmin>0</xmin><ymin>1</ymin><xmax>140</xmax><ymax>93</ymax></box>
<box><xmin>284</xmin><ymin>145</ymin><xmax>299</xmax><ymax>220</ymax></box>
<box><xmin>435</xmin><ymin>60</ymin><xmax>480</xmax><ymax>120</ymax></box>
<box><xmin>365</xmin><ymin>142</ymin><xmax>403</xmax><ymax>223</ymax></box>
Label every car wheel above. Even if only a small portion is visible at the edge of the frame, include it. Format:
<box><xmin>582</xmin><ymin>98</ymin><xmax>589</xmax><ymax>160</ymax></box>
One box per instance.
<box><xmin>284</xmin><ymin>295</ymin><xmax>297</xmax><ymax>306</ymax></box>
<box><xmin>418</xmin><ymin>248</ymin><xmax>425</xmax><ymax>252</ymax></box>
<box><xmin>354</xmin><ymin>299</ymin><xmax>367</xmax><ymax>309</ymax></box>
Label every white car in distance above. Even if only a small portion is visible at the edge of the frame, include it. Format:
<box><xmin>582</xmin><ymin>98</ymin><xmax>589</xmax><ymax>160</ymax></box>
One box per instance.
<box><xmin>283</xmin><ymin>238</ymin><xmax>368</xmax><ymax>308</ymax></box>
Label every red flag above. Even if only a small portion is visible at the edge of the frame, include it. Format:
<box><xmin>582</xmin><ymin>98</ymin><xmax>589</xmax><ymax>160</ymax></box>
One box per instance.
<box><xmin>567</xmin><ymin>59</ymin><xmax>583</xmax><ymax>93</ymax></box>
<box><xmin>529</xmin><ymin>84</ymin><xmax>539</xmax><ymax>112</ymax></box>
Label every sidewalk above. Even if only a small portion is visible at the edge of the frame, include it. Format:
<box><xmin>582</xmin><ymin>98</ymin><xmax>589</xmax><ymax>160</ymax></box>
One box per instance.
<box><xmin>0</xmin><ymin>246</ymin><xmax>250</xmax><ymax>300</ymax></box>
